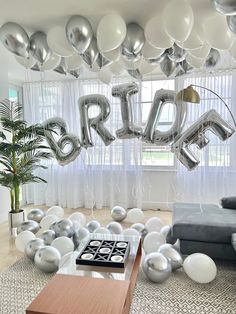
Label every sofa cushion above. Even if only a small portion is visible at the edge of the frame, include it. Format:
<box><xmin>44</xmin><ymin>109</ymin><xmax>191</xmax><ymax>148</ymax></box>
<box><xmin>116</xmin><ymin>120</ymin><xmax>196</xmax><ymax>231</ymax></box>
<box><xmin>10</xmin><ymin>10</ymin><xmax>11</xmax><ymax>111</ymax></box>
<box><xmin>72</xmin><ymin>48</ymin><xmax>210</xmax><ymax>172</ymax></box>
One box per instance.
<box><xmin>221</xmin><ymin>196</ymin><xmax>236</xmax><ymax>209</ymax></box>
<box><xmin>172</xmin><ymin>203</ymin><xmax>236</xmax><ymax>243</ymax></box>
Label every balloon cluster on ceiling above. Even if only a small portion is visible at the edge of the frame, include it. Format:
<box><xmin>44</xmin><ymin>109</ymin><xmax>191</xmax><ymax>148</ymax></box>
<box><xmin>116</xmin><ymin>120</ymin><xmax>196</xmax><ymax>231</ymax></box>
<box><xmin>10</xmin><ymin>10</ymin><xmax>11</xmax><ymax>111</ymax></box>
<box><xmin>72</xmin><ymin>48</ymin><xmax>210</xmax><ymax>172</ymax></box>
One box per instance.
<box><xmin>0</xmin><ymin>0</ymin><xmax>236</xmax><ymax>82</ymax></box>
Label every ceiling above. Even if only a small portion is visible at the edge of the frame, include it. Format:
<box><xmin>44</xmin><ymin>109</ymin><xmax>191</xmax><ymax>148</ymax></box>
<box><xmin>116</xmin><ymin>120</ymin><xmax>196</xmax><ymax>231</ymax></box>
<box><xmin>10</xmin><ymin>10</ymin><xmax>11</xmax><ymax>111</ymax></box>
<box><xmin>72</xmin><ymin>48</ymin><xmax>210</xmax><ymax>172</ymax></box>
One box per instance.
<box><xmin>0</xmin><ymin>0</ymin><xmax>224</xmax><ymax>84</ymax></box>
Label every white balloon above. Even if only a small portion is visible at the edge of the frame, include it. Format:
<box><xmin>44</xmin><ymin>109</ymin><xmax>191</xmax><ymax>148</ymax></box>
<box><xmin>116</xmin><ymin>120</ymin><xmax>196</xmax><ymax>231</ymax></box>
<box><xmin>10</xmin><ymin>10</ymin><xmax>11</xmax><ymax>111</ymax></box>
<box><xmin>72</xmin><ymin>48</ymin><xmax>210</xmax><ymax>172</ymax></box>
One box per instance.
<box><xmin>15</xmin><ymin>230</ymin><xmax>36</xmax><ymax>253</ymax></box>
<box><xmin>145</xmin><ymin>217</ymin><xmax>165</xmax><ymax>233</ymax></box>
<box><xmin>143</xmin><ymin>231</ymin><xmax>166</xmax><ymax>254</ymax></box>
<box><xmin>179</xmin><ymin>23</ymin><xmax>205</xmax><ymax>50</ymax></box>
<box><xmin>186</xmin><ymin>54</ymin><xmax>205</xmax><ymax>69</ymax></box>
<box><xmin>188</xmin><ymin>42</ymin><xmax>211</xmax><ymax>59</ymax></box>
<box><xmin>15</xmin><ymin>55</ymin><xmax>35</xmax><ymax>69</ymax></box>
<box><xmin>40</xmin><ymin>53</ymin><xmax>61</xmax><ymax>71</ymax></box>
<box><xmin>47</xmin><ymin>26</ymin><xmax>74</xmax><ymax>57</ymax></box>
<box><xmin>163</xmin><ymin>0</ymin><xmax>194</xmax><ymax>43</ymax></box>
<box><xmin>85</xmin><ymin>62</ymin><xmax>100</xmax><ymax>73</ymax></box>
<box><xmin>127</xmin><ymin>208</ymin><xmax>145</xmax><ymax>223</ymax></box>
<box><xmin>98</xmin><ymin>68</ymin><xmax>112</xmax><ymax>84</ymax></box>
<box><xmin>204</xmin><ymin>14</ymin><xmax>234</xmax><ymax>50</ymax></box>
<box><xmin>101</xmin><ymin>47</ymin><xmax>121</xmax><ymax>62</ymax></box>
<box><xmin>183</xmin><ymin>253</ymin><xmax>217</xmax><ymax>284</ymax></box>
<box><xmin>40</xmin><ymin>214</ymin><xmax>59</xmax><ymax>231</ymax></box>
<box><xmin>59</xmin><ymin>251</ymin><xmax>79</xmax><ymax>269</ymax></box>
<box><xmin>69</xmin><ymin>212</ymin><xmax>86</xmax><ymax>229</ymax></box>
<box><xmin>139</xmin><ymin>59</ymin><xmax>157</xmax><ymax>75</ymax></box>
<box><xmin>142</xmin><ymin>41</ymin><xmax>164</xmax><ymax>59</ymax></box>
<box><xmin>123</xmin><ymin>228</ymin><xmax>140</xmax><ymax>237</ymax></box>
<box><xmin>46</xmin><ymin>206</ymin><xmax>64</xmax><ymax>219</ymax></box>
<box><xmin>51</xmin><ymin>236</ymin><xmax>74</xmax><ymax>257</ymax></box>
<box><xmin>109</xmin><ymin>61</ymin><xmax>124</xmax><ymax>75</ymax></box>
<box><xmin>94</xmin><ymin>227</ymin><xmax>111</xmax><ymax>235</ymax></box>
<box><xmin>97</xmin><ymin>14</ymin><xmax>127</xmax><ymax>52</ymax></box>
<box><xmin>229</xmin><ymin>40</ymin><xmax>236</xmax><ymax>60</ymax></box>
<box><xmin>122</xmin><ymin>56</ymin><xmax>142</xmax><ymax>69</ymax></box>
<box><xmin>145</xmin><ymin>15</ymin><xmax>173</xmax><ymax>49</ymax></box>
<box><xmin>65</xmin><ymin>54</ymin><xmax>83</xmax><ymax>70</ymax></box>
<box><xmin>160</xmin><ymin>225</ymin><xmax>171</xmax><ymax>239</ymax></box>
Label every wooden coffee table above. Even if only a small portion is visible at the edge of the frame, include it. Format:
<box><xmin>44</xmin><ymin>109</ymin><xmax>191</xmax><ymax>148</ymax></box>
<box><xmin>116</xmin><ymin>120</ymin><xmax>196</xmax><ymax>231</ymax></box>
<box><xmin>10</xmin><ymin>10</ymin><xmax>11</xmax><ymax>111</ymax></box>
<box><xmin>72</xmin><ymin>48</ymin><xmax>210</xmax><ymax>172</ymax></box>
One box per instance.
<box><xmin>26</xmin><ymin>234</ymin><xmax>141</xmax><ymax>314</ymax></box>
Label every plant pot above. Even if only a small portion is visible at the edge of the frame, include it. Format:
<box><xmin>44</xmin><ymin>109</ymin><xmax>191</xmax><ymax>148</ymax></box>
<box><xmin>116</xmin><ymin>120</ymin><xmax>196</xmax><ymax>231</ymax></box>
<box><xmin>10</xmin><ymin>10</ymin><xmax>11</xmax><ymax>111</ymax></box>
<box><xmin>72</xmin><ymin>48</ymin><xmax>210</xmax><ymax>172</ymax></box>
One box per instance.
<box><xmin>8</xmin><ymin>210</ymin><xmax>26</xmax><ymax>237</ymax></box>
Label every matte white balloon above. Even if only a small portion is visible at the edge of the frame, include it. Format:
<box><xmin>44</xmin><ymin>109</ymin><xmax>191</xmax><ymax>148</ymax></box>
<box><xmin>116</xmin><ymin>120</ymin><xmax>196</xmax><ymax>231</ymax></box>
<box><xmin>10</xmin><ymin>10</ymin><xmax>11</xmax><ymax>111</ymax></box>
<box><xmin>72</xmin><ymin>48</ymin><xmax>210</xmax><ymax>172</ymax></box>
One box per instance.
<box><xmin>109</xmin><ymin>61</ymin><xmax>124</xmax><ymax>75</ymax></box>
<box><xmin>65</xmin><ymin>54</ymin><xmax>83</xmax><ymax>71</ymax></box>
<box><xmin>40</xmin><ymin>53</ymin><xmax>61</xmax><ymax>71</ymax></box>
<box><xmin>15</xmin><ymin>230</ymin><xmax>36</xmax><ymax>253</ymax></box>
<box><xmin>51</xmin><ymin>236</ymin><xmax>74</xmax><ymax>257</ymax></box>
<box><xmin>145</xmin><ymin>217</ymin><xmax>165</xmax><ymax>233</ymax></box>
<box><xmin>15</xmin><ymin>55</ymin><xmax>35</xmax><ymax>69</ymax></box>
<box><xmin>188</xmin><ymin>42</ymin><xmax>211</xmax><ymax>59</ymax></box>
<box><xmin>98</xmin><ymin>68</ymin><xmax>112</xmax><ymax>84</ymax></box>
<box><xmin>127</xmin><ymin>208</ymin><xmax>145</xmax><ymax>223</ymax></box>
<box><xmin>40</xmin><ymin>214</ymin><xmax>59</xmax><ymax>231</ymax></box>
<box><xmin>179</xmin><ymin>23</ymin><xmax>205</xmax><ymax>50</ymax></box>
<box><xmin>142</xmin><ymin>41</ymin><xmax>164</xmax><ymax>59</ymax></box>
<box><xmin>204</xmin><ymin>14</ymin><xmax>233</xmax><ymax>50</ymax></box>
<box><xmin>47</xmin><ymin>26</ymin><xmax>74</xmax><ymax>57</ymax></box>
<box><xmin>139</xmin><ymin>59</ymin><xmax>157</xmax><ymax>75</ymax></box>
<box><xmin>123</xmin><ymin>228</ymin><xmax>140</xmax><ymax>237</ymax></box>
<box><xmin>46</xmin><ymin>206</ymin><xmax>64</xmax><ymax>218</ymax></box>
<box><xmin>143</xmin><ymin>232</ymin><xmax>166</xmax><ymax>254</ymax></box>
<box><xmin>69</xmin><ymin>212</ymin><xmax>86</xmax><ymax>229</ymax></box>
<box><xmin>186</xmin><ymin>54</ymin><xmax>205</xmax><ymax>69</ymax></box>
<box><xmin>122</xmin><ymin>56</ymin><xmax>142</xmax><ymax>70</ymax></box>
<box><xmin>160</xmin><ymin>225</ymin><xmax>171</xmax><ymax>239</ymax></box>
<box><xmin>101</xmin><ymin>47</ymin><xmax>121</xmax><ymax>62</ymax></box>
<box><xmin>106</xmin><ymin>222</ymin><xmax>123</xmax><ymax>234</ymax></box>
<box><xmin>145</xmin><ymin>16</ymin><xmax>173</xmax><ymax>49</ymax></box>
<box><xmin>97</xmin><ymin>14</ymin><xmax>127</xmax><ymax>52</ymax></box>
<box><xmin>94</xmin><ymin>227</ymin><xmax>111</xmax><ymax>235</ymax></box>
<box><xmin>183</xmin><ymin>253</ymin><xmax>217</xmax><ymax>284</ymax></box>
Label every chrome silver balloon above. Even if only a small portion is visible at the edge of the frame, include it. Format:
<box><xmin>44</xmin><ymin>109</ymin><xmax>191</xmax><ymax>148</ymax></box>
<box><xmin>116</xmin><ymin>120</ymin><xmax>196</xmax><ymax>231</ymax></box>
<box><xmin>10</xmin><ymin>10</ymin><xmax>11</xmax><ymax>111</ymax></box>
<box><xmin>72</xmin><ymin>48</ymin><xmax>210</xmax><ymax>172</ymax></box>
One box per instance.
<box><xmin>54</xmin><ymin>57</ymin><xmax>67</xmax><ymax>75</ymax></box>
<box><xmin>142</xmin><ymin>252</ymin><xmax>172</xmax><ymax>283</ymax></box>
<box><xmin>73</xmin><ymin>227</ymin><xmax>90</xmax><ymax>248</ymax></box>
<box><xmin>160</xmin><ymin>55</ymin><xmax>177</xmax><ymax>77</ymax></box>
<box><xmin>205</xmin><ymin>48</ymin><xmax>220</xmax><ymax>68</ymax></box>
<box><xmin>66</xmin><ymin>15</ymin><xmax>93</xmax><ymax>54</ymax></box>
<box><xmin>96</xmin><ymin>53</ymin><xmax>112</xmax><ymax>68</ymax></box>
<box><xmin>142</xmin><ymin>89</ymin><xmax>187</xmax><ymax>145</ymax></box>
<box><xmin>127</xmin><ymin>69</ymin><xmax>142</xmax><ymax>80</ymax></box>
<box><xmin>175</xmin><ymin>59</ymin><xmax>193</xmax><ymax>76</ymax></box>
<box><xmin>112</xmin><ymin>83</ymin><xmax>143</xmax><ymax>139</ymax></box>
<box><xmin>172</xmin><ymin>109</ymin><xmax>235</xmax><ymax>170</ymax></box>
<box><xmin>122</xmin><ymin>23</ymin><xmax>145</xmax><ymax>61</ymax></box>
<box><xmin>111</xmin><ymin>206</ymin><xmax>127</xmax><ymax>222</ymax></box>
<box><xmin>31</xmin><ymin>63</ymin><xmax>40</xmax><ymax>71</ymax></box>
<box><xmin>158</xmin><ymin>243</ymin><xmax>183</xmax><ymax>271</ymax></box>
<box><xmin>131</xmin><ymin>223</ymin><xmax>148</xmax><ymax>239</ymax></box>
<box><xmin>160</xmin><ymin>225</ymin><xmax>171</xmax><ymax>239</ymax></box>
<box><xmin>68</xmin><ymin>69</ymin><xmax>80</xmax><ymax>78</ymax></box>
<box><xmin>27</xmin><ymin>208</ymin><xmax>45</xmax><ymax>223</ymax></box>
<box><xmin>81</xmin><ymin>37</ymin><xmax>99</xmax><ymax>67</ymax></box>
<box><xmin>17</xmin><ymin>220</ymin><xmax>40</xmax><ymax>234</ymax></box>
<box><xmin>43</xmin><ymin>117</ymin><xmax>82</xmax><ymax>166</ymax></box>
<box><xmin>212</xmin><ymin>0</ymin><xmax>236</xmax><ymax>15</ymax></box>
<box><xmin>30</xmin><ymin>31</ymin><xmax>51</xmax><ymax>64</ymax></box>
<box><xmin>25</xmin><ymin>238</ymin><xmax>45</xmax><ymax>260</ymax></box>
<box><xmin>106</xmin><ymin>222</ymin><xmax>123</xmax><ymax>234</ymax></box>
<box><xmin>227</xmin><ymin>15</ymin><xmax>236</xmax><ymax>33</ymax></box>
<box><xmin>167</xmin><ymin>43</ymin><xmax>186</xmax><ymax>63</ymax></box>
<box><xmin>34</xmin><ymin>246</ymin><xmax>61</xmax><ymax>273</ymax></box>
<box><xmin>146</xmin><ymin>52</ymin><xmax>166</xmax><ymax>64</ymax></box>
<box><xmin>78</xmin><ymin>94</ymin><xmax>115</xmax><ymax>148</ymax></box>
<box><xmin>53</xmin><ymin>218</ymin><xmax>75</xmax><ymax>237</ymax></box>
<box><xmin>41</xmin><ymin>229</ymin><xmax>56</xmax><ymax>245</ymax></box>
<box><xmin>0</xmin><ymin>22</ymin><xmax>29</xmax><ymax>57</ymax></box>
<box><xmin>86</xmin><ymin>220</ymin><xmax>101</xmax><ymax>233</ymax></box>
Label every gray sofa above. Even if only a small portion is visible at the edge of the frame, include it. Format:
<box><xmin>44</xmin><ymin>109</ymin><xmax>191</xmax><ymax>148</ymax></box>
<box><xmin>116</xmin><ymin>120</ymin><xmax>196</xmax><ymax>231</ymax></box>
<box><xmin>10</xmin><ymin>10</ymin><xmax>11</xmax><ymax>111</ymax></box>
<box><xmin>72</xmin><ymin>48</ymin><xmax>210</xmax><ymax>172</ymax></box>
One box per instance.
<box><xmin>171</xmin><ymin>203</ymin><xmax>236</xmax><ymax>260</ymax></box>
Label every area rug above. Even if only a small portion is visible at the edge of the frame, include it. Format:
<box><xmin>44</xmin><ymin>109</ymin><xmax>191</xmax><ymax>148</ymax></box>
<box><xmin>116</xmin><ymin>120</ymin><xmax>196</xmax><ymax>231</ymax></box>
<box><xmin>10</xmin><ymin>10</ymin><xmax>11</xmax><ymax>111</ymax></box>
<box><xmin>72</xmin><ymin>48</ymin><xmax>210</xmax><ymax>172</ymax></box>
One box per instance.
<box><xmin>0</xmin><ymin>257</ymin><xmax>235</xmax><ymax>314</ymax></box>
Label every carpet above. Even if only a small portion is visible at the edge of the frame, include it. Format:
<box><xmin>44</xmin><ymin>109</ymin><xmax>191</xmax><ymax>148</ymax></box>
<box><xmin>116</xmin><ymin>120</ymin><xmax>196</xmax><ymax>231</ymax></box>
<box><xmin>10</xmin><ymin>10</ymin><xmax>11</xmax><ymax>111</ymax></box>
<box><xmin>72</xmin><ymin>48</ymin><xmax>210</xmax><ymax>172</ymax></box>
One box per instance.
<box><xmin>0</xmin><ymin>257</ymin><xmax>235</xmax><ymax>314</ymax></box>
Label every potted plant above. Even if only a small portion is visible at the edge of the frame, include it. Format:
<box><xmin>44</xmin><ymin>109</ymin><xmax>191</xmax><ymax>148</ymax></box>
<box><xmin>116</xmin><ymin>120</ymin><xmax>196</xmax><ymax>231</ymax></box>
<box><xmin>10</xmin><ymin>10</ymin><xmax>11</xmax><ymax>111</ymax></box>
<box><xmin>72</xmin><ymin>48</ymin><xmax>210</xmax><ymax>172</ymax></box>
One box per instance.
<box><xmin>0</xmin><ymin>99</ymin><xmax>51</xmax><ymax>236</ymax></box>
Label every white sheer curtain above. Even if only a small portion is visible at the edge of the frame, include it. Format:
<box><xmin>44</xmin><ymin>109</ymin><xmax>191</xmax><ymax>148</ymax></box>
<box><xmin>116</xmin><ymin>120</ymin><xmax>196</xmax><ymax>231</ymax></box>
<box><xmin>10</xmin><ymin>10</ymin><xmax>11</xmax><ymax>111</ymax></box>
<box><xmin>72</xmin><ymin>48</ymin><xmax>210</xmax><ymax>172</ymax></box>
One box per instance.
<box><xmin>175</xmin><ymin>72</ymin><xmax>236</xmax><ymax>204</ymax></box>
<box><xmin>22</xmin><ymin>78</ymin><xmax>143</xmax><ymax>209</ymax></box>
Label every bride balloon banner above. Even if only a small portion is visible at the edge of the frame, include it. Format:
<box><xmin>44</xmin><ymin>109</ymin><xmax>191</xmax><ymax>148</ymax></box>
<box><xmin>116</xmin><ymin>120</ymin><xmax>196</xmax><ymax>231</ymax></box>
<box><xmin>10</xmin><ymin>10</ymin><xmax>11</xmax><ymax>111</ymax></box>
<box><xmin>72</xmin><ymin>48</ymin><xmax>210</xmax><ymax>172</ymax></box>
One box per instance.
<box><xmin>43</xmin><ymin>83</ymin><xmax>235</xmax><ymax>170</ymax></box>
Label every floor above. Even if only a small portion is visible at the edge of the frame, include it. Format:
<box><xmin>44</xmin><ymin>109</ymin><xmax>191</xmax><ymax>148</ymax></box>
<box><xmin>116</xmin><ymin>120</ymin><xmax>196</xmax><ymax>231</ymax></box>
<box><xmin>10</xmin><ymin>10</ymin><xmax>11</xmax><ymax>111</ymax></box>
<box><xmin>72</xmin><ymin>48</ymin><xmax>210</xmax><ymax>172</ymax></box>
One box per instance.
<box><xmin>0</xmin><ymin>205</ymin><xmax>172</xmax><ymax>272</ymax></box>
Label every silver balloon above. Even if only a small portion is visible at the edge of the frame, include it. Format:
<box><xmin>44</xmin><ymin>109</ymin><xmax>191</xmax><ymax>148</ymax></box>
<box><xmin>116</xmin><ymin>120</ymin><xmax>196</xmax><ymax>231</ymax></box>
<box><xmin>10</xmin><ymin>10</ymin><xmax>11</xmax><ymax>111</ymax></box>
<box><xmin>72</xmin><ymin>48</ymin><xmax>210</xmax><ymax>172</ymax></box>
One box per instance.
<box><xmin>17</xmin><ymin>220</ymin><xmax>40</xmax><ymax>234</ymax></box>
<box><xmin>212</xmin><ymin>0</ymin><xmax>236</xmax><ymax>15</ymax></box>
<box><xmin>227</xmin><ymin>15</ymin><xmax>236</xmax><ymax>33</ymax></box>
<box><xmin>146</xmin><ymin>52</ymin><xmax>166</xmax><ymax>64</ymax></box>
<box><xmin>27</xmin><ymin>208</ymin><xmax>45</xmax><ymax>223</ymax></box>
<box><xmin>175</xmin><ymin>59</ymin><xmax>193</xmax><ymax>77</ymax></box>
<box><xmin>54</xmin><ymin>57</ymin><xmax>67</xmax><ymax>75</ymax></box>
<box><xmin>131</xmin><ymin>223</ymin><xmax>148</xmax><ymax>239</ymax></box>
<box><xmin>81</xmin><ymin>37</ymin><xmax>99</xmax><ymax>67</ymax></box>
<box><xmin>122</xmin><ymin>23</ymin><xmax>145</xmax><ymax>61</ymax></box>
<box><xmin>167</xmin><ymin>43</ymin><xmax>186</xmax><ymax>63</ymax></box>
<box><xmin>160</xmin><ymin>225</ymin><xmax>171</xmax><ymax>239</ymax></box>
<box><xmin>68</xmin><ymin>69</ymin><xmax>80</xmax><ymax>78</ymax></box>
<box><xmin>142</xmin><ymin>252</ymin><xmax>172</xmax><ymax>283</ymax></box>
<box><xmin>0</xmin><ymin>22</ymin><xmax>29</xmax><ymax>57</ymax></box>
<box><xmin>49</xmin><ymin>221</ymin><xmax>58</xmax><ymax>233</ymax></box>
<box><xmin>205</xmin><ymin>48</ymin><xmax>220</xmax><ymax>68</ymax></box>
<box><xmin>53</xmin><ymin>219</ymin><xmax>75</xmax><ymax>237</ymax></box>
<box><xmin>143</xmin><ymin>89</ymin><xmax>187</xmax><ymax>145</ymax></box>
<box><xmin>106</xmin><ymin>222</ymin><xmax>123</xmax><ymax>234</ymax></box>
<box><xmin>86</xmin><ymin>220</ymin><xmax>101</xmax><ymax>233</ymax></box>
<box><xmin>78</xmin><ymin>95</ymin><xmax>115</xmax><ymax>148</ymax></box>
<box><xmin>96</xmin><ymin>53</ymin><xmax>112</xmax><ymax>68</ymax></box>
<box><xmin>73</xmin><ymin>227</ymin><xmax>90</xmax><ymax>248</ymax></box>
<box><xmin>66</xmin><ymin>15</ymin><xmax>93</xmax><ymax>54</ymax></box>
<box><xmin>158</xmin><ymin>244</ymin><xmax>183</xmax><ymax>271</ymax></box>
<box><xmin>41</xmin><ymin>229</ymin><xmax>56</xmax><ymax>245</ymax></box>
<box><xmin>34</xmin><ymin>246</ymin><xmax>61</xmax><ymax>273</ymax></box>
<box><xmin>160</xmin><ymin>55</ymin><xmax>177</xmax><ymax>77</ymax></box>
<box><xmin>31</xmin><ymin>63</ymin><xmax>40</xmax><ymax>71</ymax></box>
<box><xmin>172</xmin><ymin>109</ymin><xmax>235</xmax><ymax>170</ymax></box>
<box><xmin>112</xmin><ymin>83</ymin><xmax>143</xmax><ymax>139</ymax></box>
<box><xmin>127</xmin><ymin>69</ymin><xmax>142</xmax><ymax>80</ymax></box>
<box><xmin>25</xmin><ymin>238</ymin><xmax>45</xmax><ymax>260</ymax></box>
<box><xmin>43</xmin><ymin>117</ymin><xmax>82</xmax><ymax>166</ymax></box>
<box><xmin>30</xmin><ymin>31</ymin><xmax>51</xmax><ymax>64</ymax></box>
<box><xmin>111</xmin><ymin>206</ymin><xmax>127</xmax><ymax>222</ymax></box>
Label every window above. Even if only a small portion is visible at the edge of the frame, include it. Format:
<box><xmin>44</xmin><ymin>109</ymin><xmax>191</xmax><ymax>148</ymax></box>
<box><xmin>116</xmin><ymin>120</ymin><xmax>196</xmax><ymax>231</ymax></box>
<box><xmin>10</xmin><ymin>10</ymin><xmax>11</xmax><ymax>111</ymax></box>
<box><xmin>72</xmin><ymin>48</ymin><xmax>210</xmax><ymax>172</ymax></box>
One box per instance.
<box><xmin>8</xmin><ymin>85</ymin><xmax>22</xmax><ymax>103</ymax></box>
<box><xmin>141</xmin><ymin>79</ymin><xmax>176</xmax><ymax>168</ymax></box>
